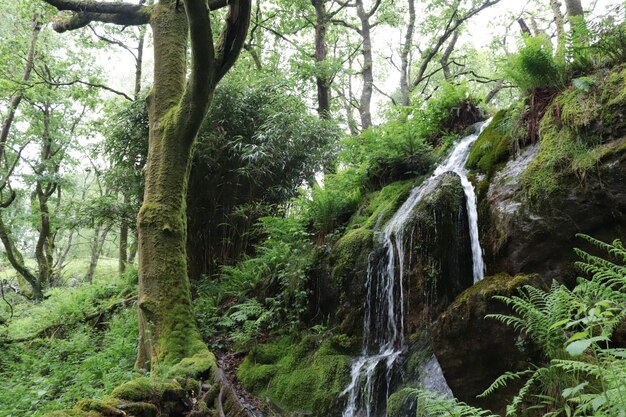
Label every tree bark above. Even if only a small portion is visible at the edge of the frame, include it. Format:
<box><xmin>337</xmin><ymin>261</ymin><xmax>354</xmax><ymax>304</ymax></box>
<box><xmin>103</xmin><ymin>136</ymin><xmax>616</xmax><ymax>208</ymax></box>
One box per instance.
<box><xmin>312</xmin><ymin>0</ymin><xmax>331</xmax><ymax>118</ymax></box>
<box><xmin>85</xmin><ymin>223</ymin><xmax>111</xmax><ymax>283</ymax></box>
<box><xmin>550</xmin><ymin>0</ymin><xmax>566</xmax><ymax>64</ymax></box>
<box><xmin>400</xmin><ymin>0</ymin><xmax>415</xmax><ymax>107</ymax></box>
<box><xmin>440</xmin><ymin>30</ymin><xmax>459</xmax><ymax>82</ymax></box>
<box><xmin>43</xmin><ymin>0</ymin><xmax>251</xmax><ymax>374</ymax></box>
<box><xmin>356</xmin><ymin>0</ymin><xmax>374</xmax><ymax>130</ymax></box>
<box><xmin>564</xmin><ymin>0</ymin><xmax>587</xmax><ymax>51</ymax></box>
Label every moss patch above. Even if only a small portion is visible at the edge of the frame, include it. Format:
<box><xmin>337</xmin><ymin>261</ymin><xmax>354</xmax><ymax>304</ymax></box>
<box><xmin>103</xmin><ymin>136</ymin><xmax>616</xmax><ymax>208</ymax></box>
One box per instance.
<box><xmin>520</xmin><ymin>66</ymin><xmax>626</xmax><ymax>207</ymax></box>
<box><xmin>333</xmin><ymin>179</ymin><xmax>419</xmax><ymax>285</ymax></box>
<box><xmin>447</xmin><ymin>273</ymin><xmax>535</xmax><ymax>317</ymax></box>
<box><xmin>387</xmin><ymin>388</ymin><xmax>417</xmax><ymax>417</ymax></box>
<box><xmin>466</xmin><ymin>110</ymin><xmax>513</xmax><ymax>176</ymax></box>
<box><xmin>237</xmin><ymin>335</ymin><xmax>351</xmax><ymax>416</ymax></box>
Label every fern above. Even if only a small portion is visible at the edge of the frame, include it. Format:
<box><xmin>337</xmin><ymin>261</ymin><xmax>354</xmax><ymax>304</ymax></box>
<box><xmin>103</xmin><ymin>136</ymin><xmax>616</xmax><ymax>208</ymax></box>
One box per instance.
<box><xmin>484</xmin><ymin>236</ymin><xmax>626</xmax><ymax>416</ymax></box>
<box><xmin>478</xmin><ymin>369</ymin><xmax>535</xmax><ymax>398</ymax></box>
<box><xmin>414</xmin><ymin>389</ymin><xmax>498</xmax><ymax>417</ymax></box>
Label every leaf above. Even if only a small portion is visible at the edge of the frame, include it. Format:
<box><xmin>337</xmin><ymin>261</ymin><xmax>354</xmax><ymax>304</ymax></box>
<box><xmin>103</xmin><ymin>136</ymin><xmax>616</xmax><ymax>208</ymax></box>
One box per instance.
<box><xmin>566</xmin><ymin>339</ymin><xmax>593</xmax><ymax>356</ymax></box>
<box><xmin>562</xmin><ymin>381</ymin><xmax>588</xmax><ymax>398</ymax></box>
<box><xmin>567</xmin><ymin>331</ymin><xmax>589</xmax><ymax>343</ymax></box>
<box><xmin>592</xmin><ymin>396</ymin><xmax>607</xmax><ymax>411</ymax></box>
<box><xmin>549</xmin><ymin>319</ymin><xmax>570</xmax><ymax>330</ymax></box>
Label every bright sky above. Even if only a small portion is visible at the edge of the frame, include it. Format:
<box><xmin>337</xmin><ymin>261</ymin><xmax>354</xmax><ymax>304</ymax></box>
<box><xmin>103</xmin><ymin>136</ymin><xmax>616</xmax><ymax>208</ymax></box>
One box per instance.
<box><xmin>100</xmin><ymin>0</ymin><xmax>621</xmax><ymax>110</ymax></box>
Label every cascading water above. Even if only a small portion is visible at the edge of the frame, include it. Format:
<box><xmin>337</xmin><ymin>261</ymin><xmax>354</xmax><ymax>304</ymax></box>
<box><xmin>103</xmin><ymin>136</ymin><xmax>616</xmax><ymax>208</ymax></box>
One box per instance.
<box><xmin>341</xmin><ymin>119</ymin><xmax>492</xmax><ymax>417</ymax></box>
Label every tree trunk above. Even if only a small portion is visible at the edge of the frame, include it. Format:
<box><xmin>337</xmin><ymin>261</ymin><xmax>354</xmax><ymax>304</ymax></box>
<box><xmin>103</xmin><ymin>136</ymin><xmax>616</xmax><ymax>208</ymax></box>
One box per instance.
<box><xmin>440</xmin><ymin>31</ymin><xmax>459</xmax><ymax>82</ymax></box>
<box><xmin>550</xmin><ymin>0</ymin><xmax>566</xmax><ymax>64</ymax></box>
<box><xmin>0</xmin><ymin>15</ymin><xmax>42</xmax><ymax>163</ymax></box>
<box><xmin>119</xmin><ymin>215</ymin><xmax>129</xmax><ymax>275</ymax></box>
<box><xmin>34</xmin><ymin>105</ymin><xmax>59</xmax><ymax>291</ymax></box>
<box><xmin>86</xmin><ymin>223</ymin><xmax>111</xmax><ymax>283</ymax></box>
<box><xmin>356</xmin><ymin>0</ymin><xmax>373</xmax><ymax>130</ymax></box>
<box><xmin>0</xmin><ymin>213</ymin><xmax>43</xmax><ymax>299</ymax></box>
<box><xmin>135</xmin><ymin>0</ymin><xmax>210</xmax><ymax>371</ymax></box>
<box><xmin>312</xmin><ymin>0</ymin><xmax>331</xmax><ymax>118</ymax></box>
<box><xmin>400</xmin><ymin>0</ymin><xmax>415</xmax><ymax>107</ymax></box>
<box><xmin>564</xmin><ymin>0</ymin><xmax>587</xmax><ymax>52</ymax></box>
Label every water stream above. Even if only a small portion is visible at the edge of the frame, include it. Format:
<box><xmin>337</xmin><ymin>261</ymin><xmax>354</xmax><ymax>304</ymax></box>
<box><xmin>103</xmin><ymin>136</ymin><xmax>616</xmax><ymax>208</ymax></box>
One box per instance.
<box><xmin>341</xmin><ymin>120</ymin><xmax>491</xmax><ymax>417</ymax></box>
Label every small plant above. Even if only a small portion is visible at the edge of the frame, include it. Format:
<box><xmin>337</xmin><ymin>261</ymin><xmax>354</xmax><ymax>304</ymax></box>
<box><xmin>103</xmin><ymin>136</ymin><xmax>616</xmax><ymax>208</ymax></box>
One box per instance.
<box><xmin>506</xmin><ymin>34</ymin><xmax>566</xmax><ymax>94</ymax></box>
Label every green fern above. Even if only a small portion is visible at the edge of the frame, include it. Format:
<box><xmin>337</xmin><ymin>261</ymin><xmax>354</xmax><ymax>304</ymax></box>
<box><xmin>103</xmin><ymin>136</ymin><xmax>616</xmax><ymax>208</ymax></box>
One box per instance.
<box><xmin>484</xmin><ymin>236</ymin><xmax>626</xmax><ymax>416</ymax></box>
<box><xmin>414</xmin><ymin>389</ymin><xmax>498</xmax><ymax>417</ymax></box>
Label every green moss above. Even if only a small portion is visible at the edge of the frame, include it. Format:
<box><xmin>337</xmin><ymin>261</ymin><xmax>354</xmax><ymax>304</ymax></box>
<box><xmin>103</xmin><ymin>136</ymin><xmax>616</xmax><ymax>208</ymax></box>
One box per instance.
<box><xmin>361</xmin><ymin>179</ymin><xmax>419</xmax><ymax>229</ymax></box>
<box><xmin>237</xmin><ymin>336</ymin><xmax>351</xmax><ymax>416</ymax></box>
<box><xmin>238</xmin><ymin>359</ymin><xmax>277</xmax><ymax>392</ymax></box>
<box><xmin>331</xmin><ymin>227</ymin><xmax>374</xmax><ymax>284</ymax></box>
<box><xmin>448</xmin><ymin>273</ymin><xmax>535</xmax><ymax>317</ymax></box>
<box><xmin>116</xmin><ymin>402</ymin><xmax>158</xmax><ymax>417</ymax></box>
<box><xmin>76</xmin><ymin>398</ymin><xmax>123</xmax><ymax>414</ymax></box>
<box><xmin>519</xmin><ymin>66</ymin><xmax>626</xmax><ymax>208</ymax></box>
<box><xmin>466</xmin><ymin>110</ymin><xmax>512</xmax><ymax>176</ymax></box>
<box><xmin>387</xmin><ymin>388</ymin><xmax>417</xmax><ymax>417</ymax></box>
<box><xmin>168</xmin><ymin>349</ymin><xmax>216</xmax><ymax>379</ymax></box>
<box><xmin>109</xmin><ymin>377</ymin><xmax>182</xmax><ymax>403</ymax></box>
<box><xmin>43</xmin><ymin>411</ymin><xmax>101</xmax><ymax>417</ymax></box>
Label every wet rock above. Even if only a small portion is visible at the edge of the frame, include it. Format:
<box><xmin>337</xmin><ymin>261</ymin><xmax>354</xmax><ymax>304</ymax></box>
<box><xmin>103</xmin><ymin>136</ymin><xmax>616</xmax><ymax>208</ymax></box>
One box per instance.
<box><xmin>403</xmin><ymin>172</ymin><xmax>474</xmax><ymax>331</ymax></box>
<box><xmin>432</xmin><ymin>273</ymin><xmax>542</xmax><ymax>414</ymax></box>
<box><xmin>480</xmin><ymin>140</ymin><xmax>626</xmax><ymax>283</ymax></box>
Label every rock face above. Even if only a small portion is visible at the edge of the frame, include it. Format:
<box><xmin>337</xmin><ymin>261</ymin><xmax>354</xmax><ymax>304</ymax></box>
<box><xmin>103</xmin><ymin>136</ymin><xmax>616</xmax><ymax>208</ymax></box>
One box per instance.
<box><xmin>481</xmin><ymin>139</ymin><xmax>626</xmax><ymax>283</ymax></box>
<box><xmin>402</xmin><ymin>172</ymin><xmax>474</xmax><ymax>332</ymax></box>
<box><xmin>432</xmin><ymin>274</ymin><xmax>541</xmax><ymax>414</ymax></box>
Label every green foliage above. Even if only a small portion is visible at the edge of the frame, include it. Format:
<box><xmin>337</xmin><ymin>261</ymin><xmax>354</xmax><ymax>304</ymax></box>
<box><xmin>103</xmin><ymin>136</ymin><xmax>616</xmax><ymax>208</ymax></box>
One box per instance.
<box><xmin>237</xmin><ymin>335</ymin><xmax>351</xmax><ymax>415</ymax></box>
<box><xmin>505</xmin><ymin>35</ymin><xmax>566</xmax><ymax>94</ymax></box>
<box><xmin>187</xmin><ymin>71</ymin><xmax>340</xmax><ymax>278</ymax></box>
<box><xmin>466</xmin><ymin>110</ymin><xmax>513</xmax><ymax>176</ymax></box>
<box><xmin>340</xmin><ymin>84</ymin><xmax>479</xmax><ymax>190</ymax></box>
<box><xmin>520</xmin><ymin>66</ymin><xmax>626</xmax><ymax>207</ymax></box>
<box><xmin>302</xmin><ymin>171</ymin><xmax>362</xmax><ymax>238</ymax></box>
<box><xmin>482</xmin><ymin>236</ymin><xmax>626</xmax><ymax>417</ymax></box>
<box><xmin>0</xmin><ymin>309</ymin><xmax>137</xmax><ymax>416</ymax></box>
<box><xmin>193</xmin><ymin>216</ymin><xmax>316</xmax><ymax>349</ymax></box>
<box><xmin>412</xmin><ymin>389</ymin><xmax>497</xmax><ymax>417</ymax></box>
<box><xmin>2</xmin><ymin>276</ymin><xmax>134</xmax><ymax>341</ymax></box>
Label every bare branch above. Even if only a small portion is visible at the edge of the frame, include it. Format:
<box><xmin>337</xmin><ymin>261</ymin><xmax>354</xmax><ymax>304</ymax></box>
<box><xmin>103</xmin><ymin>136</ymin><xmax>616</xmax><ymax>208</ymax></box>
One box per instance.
<box><xmin>51</xmin><ymin>10</ymin><xmax>150</xmax><ymax>32</ymax></box>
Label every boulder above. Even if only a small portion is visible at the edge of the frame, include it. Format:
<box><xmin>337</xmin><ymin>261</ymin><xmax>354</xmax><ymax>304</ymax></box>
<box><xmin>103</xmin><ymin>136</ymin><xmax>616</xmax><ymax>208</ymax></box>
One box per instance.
<box><xmin>432</xmin><ymin>273</ymin><xmax>542</xmax><ymax>414</ymax></box>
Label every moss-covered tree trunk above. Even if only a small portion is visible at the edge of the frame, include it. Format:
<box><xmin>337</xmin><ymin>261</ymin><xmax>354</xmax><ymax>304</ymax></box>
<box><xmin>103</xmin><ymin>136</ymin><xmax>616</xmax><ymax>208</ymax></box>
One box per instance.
<box><xmin>135</xmin><ymin>2</ymin><xmax>208</xmax><ymax>371</ymax></box>
<box><xmin>43</xmin><ymin>0</ymin><xmax>251</xmax><ymax>374</ymax></box>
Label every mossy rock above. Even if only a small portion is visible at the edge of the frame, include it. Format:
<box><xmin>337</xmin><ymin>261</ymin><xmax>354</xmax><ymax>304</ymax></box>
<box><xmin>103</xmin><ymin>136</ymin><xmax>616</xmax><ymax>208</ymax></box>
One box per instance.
<box><xmin>386</xmin><ymin>388</ymin><xmax>417</xmax><ymax>417</ymax></box>
<box><xmin>331</xmin><ymin>227</ymin><xmax>374</xmax><ymax>285</ymax></box>
<box><xmin>519</xmin><ymin>66</ymin><xmax>626</xmax><ymax>207</ymax></box>
<box><xmin>433</xmin><ymin>273</ymin><xmax>541</xmax><ymax>414</ymax></box>
<box><xmin>237</xmin><ymin>336</ymin><xmax>351</xmax><ymax>417</ymax></box>
<box><xmin>466</xmin><ymin>110</ymin><xmax>512</xmax><ymax>176</ymax></box>
<box><xmin>110</xmin><ymin>377</ymin><xmax>183</xmax><ymax>403</ymax></box>
<box><xmin>43</xmin><ymin>411</ymin><xmax>103</xmax><ymax>417</ymax></box>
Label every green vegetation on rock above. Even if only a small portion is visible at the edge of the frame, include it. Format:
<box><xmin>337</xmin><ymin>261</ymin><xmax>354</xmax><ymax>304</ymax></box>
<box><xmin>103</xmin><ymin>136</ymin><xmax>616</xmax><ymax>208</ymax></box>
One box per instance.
<box><xmin>237</xmin><ymin>335</ymin><xmax>352</xmax><ymax>415</ymax></box>
<box><xmin>466</xmin><ymin>110</ymin><xmax>513</xmax><ymax>177</ymax></box>
<box><xmin>520</xmin><ymin>66</ymin><xmax>626</xmax><ymax>207</ymax></box>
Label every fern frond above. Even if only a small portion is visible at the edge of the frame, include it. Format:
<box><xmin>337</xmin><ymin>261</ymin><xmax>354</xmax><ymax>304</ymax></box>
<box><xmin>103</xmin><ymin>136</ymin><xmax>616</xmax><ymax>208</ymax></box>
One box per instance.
<box><xmin>478</xmin><ymin>369</ymin><xmax>535</xmax><ymax>398</ymax></box>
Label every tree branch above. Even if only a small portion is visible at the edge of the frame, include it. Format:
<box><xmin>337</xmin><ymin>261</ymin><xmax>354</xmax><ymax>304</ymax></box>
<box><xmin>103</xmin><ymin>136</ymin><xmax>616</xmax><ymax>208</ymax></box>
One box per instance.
<box><xmin>42</xmin><ymin>0</ymin><xmax>150</xmax><ymax>15</ymax></box>
<box><xmin>51</xmin><ymin>10</ymin><xmax>150</xmax><ymax>32</ymax></box>
<box><xmin>214</xmin><ymin>0</ymin><xmax>253</xmax><ymax>83</ymax></box>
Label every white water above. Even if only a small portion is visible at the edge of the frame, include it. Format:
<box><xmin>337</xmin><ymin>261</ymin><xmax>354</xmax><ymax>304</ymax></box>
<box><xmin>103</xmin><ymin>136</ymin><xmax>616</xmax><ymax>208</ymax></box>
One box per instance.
<box><xmin>341</xmin><ymin>120</ymin><xmax>491</xmax><ymax>417</ymax></box>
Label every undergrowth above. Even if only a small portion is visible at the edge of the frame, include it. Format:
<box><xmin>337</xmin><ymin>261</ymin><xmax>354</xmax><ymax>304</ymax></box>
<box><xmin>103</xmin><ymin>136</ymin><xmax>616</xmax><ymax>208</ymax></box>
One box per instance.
<box><xmin>0</xmin><ymin>270</ymin><xmax>138</xmax><ymax>417</ymax></box>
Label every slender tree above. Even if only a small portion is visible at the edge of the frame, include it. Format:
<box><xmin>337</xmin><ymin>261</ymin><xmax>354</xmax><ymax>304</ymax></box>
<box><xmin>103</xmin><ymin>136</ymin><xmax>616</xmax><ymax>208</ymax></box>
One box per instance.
<box><xmin>41</xmin><ymin>0</ymin><xmax>251</xmax><ymax>372</ymax></box>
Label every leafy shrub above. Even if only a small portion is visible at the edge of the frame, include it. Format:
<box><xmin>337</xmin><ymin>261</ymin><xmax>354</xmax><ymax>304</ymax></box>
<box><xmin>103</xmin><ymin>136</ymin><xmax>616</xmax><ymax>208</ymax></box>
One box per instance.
<box><xmin>194</xmin><ymin>216</ymin><xmax>316</xmax><ymax>349</ymax></box>
<box><xmin>506</xmin><ymin>35</ymin><xmax>566</xmax><ymax>93</ymax></box>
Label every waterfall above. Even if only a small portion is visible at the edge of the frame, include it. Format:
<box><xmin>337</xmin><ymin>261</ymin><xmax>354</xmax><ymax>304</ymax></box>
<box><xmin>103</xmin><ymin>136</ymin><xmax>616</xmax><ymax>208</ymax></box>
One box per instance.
<box><xmin>341</xmin><ymin>119</ymin><xmax>491</xmax><ymax>417</ymax></box>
